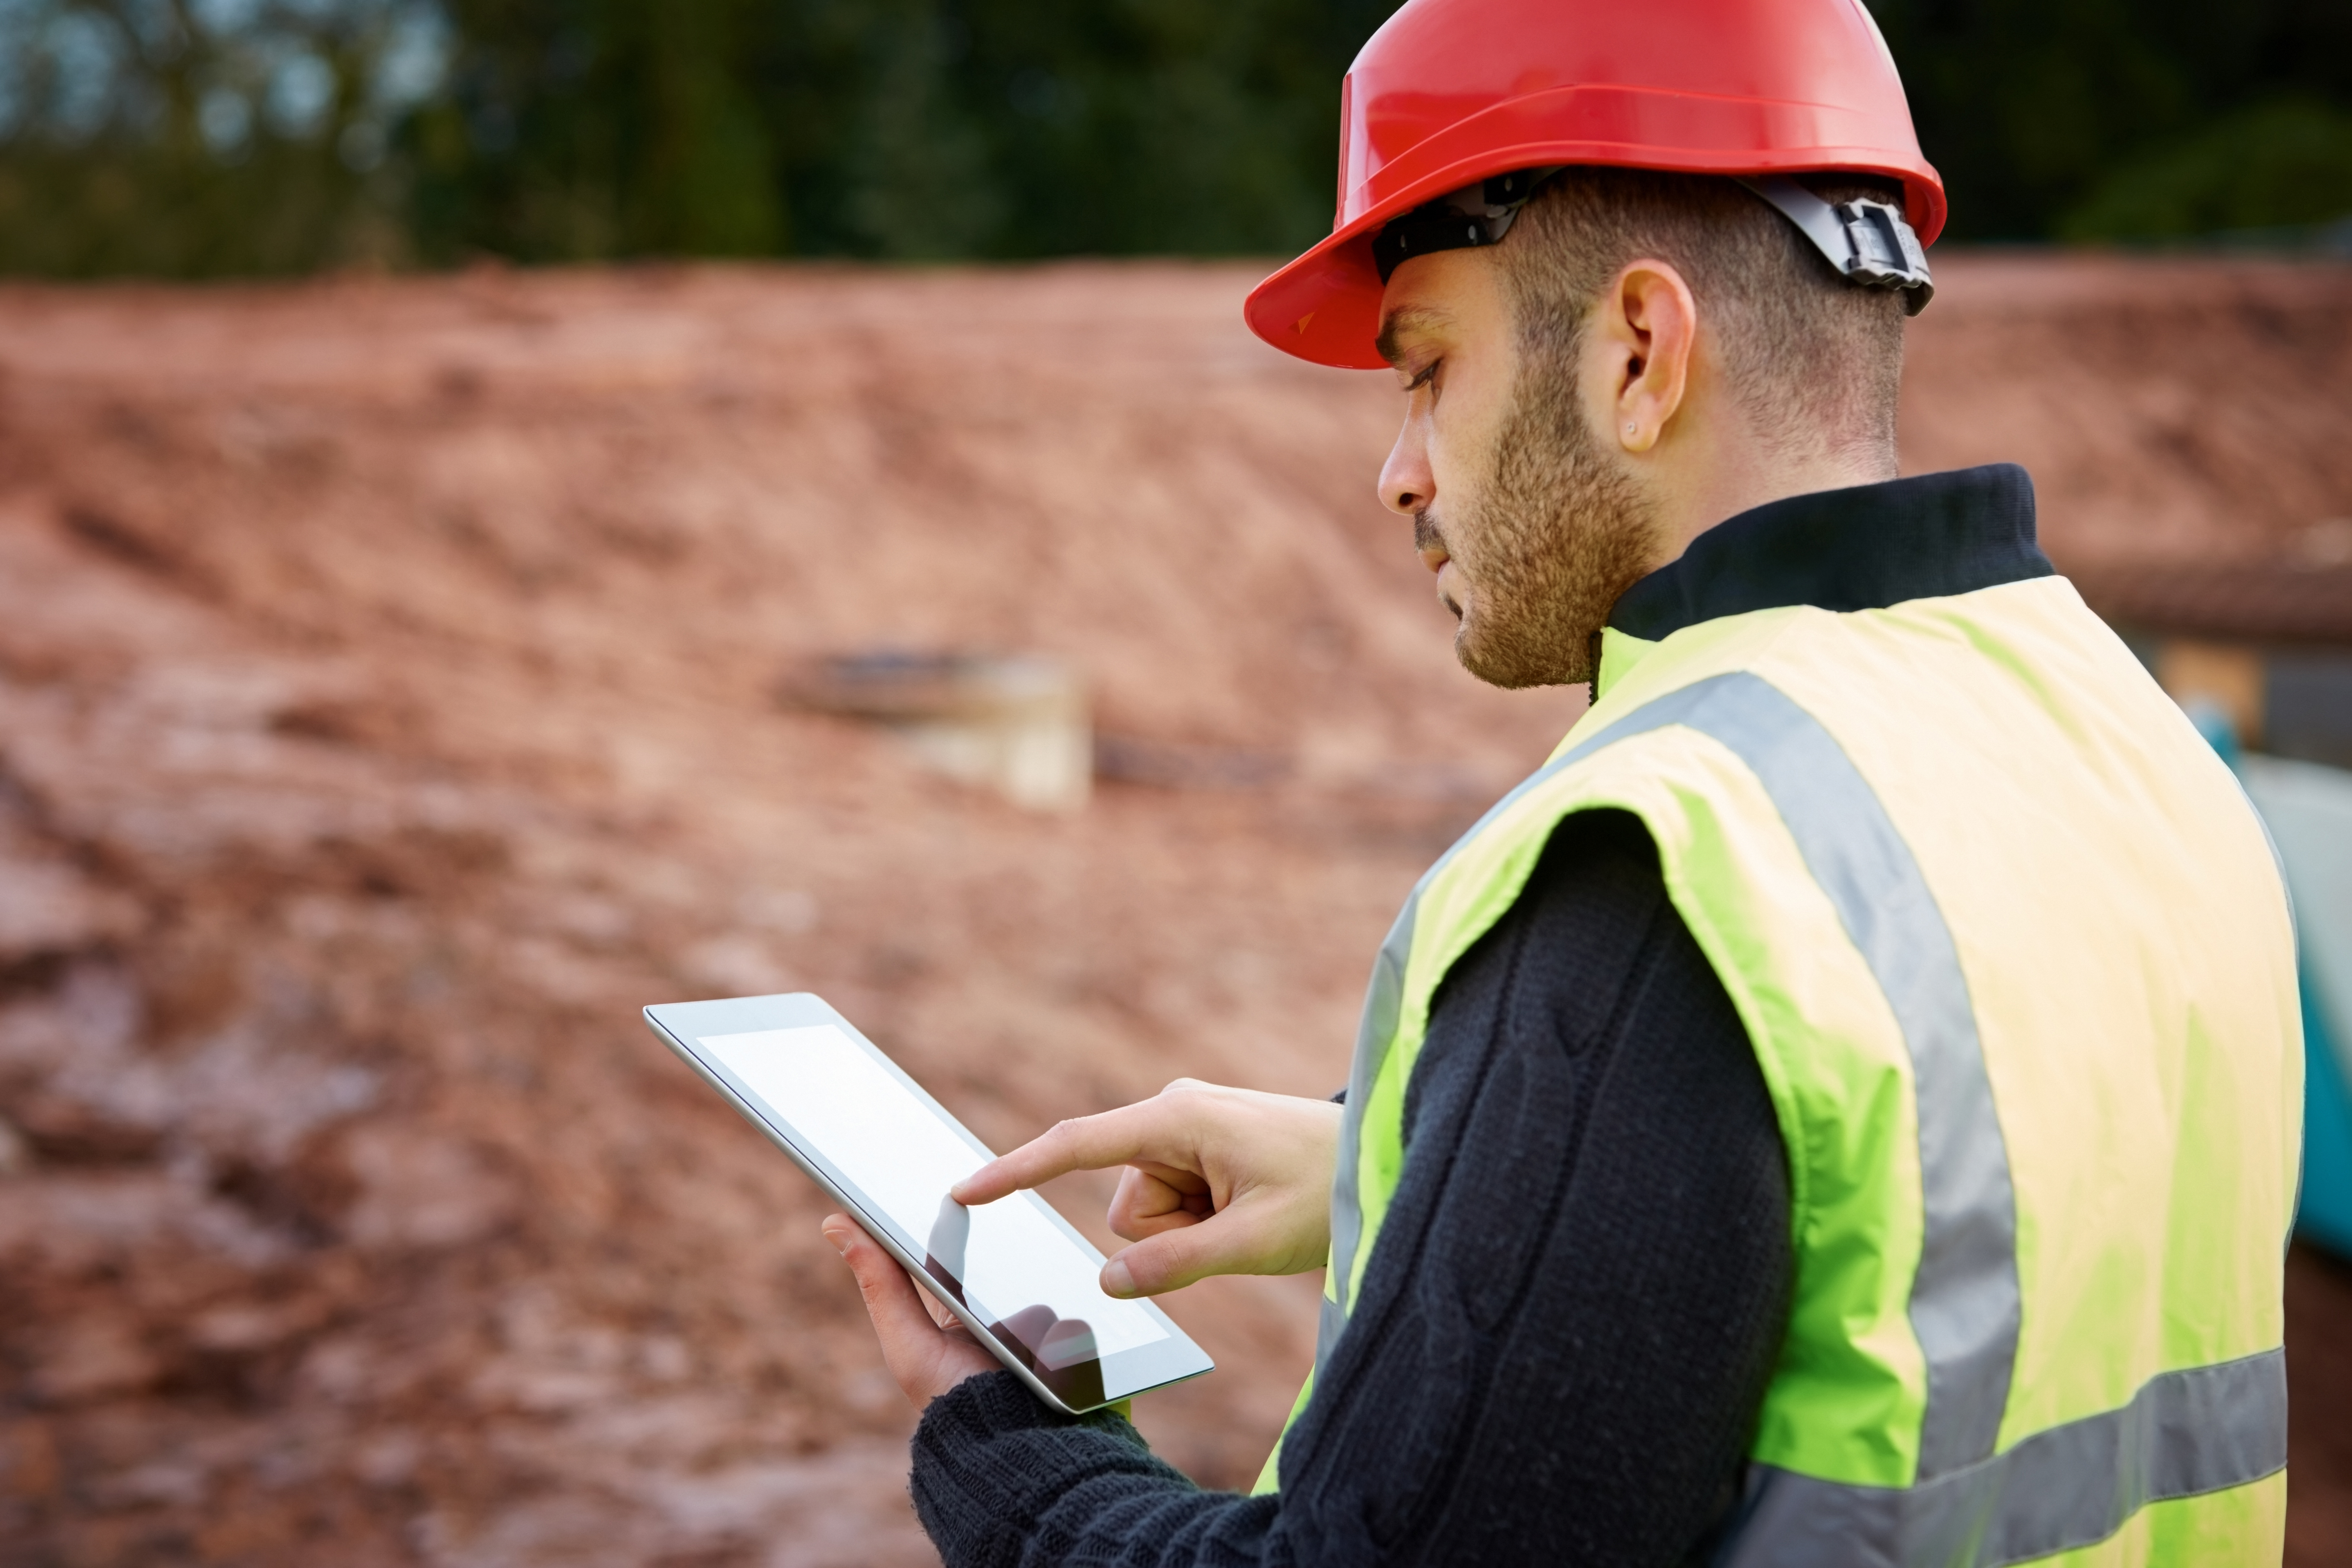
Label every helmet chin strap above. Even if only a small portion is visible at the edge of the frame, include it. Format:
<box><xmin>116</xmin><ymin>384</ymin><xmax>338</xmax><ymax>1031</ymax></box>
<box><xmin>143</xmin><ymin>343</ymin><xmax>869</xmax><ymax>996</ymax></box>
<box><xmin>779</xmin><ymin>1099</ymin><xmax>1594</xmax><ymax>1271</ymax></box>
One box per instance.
<box><xmin>1372</xmin><ymin>167</ymin><xmax>1935</xmax><ymax>316</ymax></box>
<box><xmin>1739</xmin><ymin>176</ymin><xmax>1936</xmax><ymax>314</ymax></box>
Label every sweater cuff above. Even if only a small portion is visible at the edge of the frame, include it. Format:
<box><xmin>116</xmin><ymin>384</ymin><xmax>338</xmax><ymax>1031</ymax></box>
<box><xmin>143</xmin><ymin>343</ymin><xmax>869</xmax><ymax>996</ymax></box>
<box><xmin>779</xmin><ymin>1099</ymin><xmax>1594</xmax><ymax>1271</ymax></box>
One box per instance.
<box><xmin>917</xmin><ymin>1369</ymin><xmax>1150</xmax><ymax>1450</ymax></box>
<box><xmin>911</xmin><ymin>1371</ymin><xmax>1177</xmax><ymax>1566</ymax></box>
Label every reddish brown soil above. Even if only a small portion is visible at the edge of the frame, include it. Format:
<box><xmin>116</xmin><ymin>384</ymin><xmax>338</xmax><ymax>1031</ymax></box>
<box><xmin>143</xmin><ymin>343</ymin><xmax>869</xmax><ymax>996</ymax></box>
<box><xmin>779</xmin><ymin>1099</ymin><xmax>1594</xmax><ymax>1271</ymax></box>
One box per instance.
<box><xmin>0</xmin><ymin>254</ymin><xmax>2344</xmax><ymax>1566</ymax></box>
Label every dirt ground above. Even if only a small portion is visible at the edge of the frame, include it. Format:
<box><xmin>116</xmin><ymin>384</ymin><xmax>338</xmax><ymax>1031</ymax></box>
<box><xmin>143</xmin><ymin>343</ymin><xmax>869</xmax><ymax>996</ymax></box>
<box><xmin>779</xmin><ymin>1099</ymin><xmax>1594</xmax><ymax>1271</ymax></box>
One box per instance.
<box><xmin>0</xmin><ymin>254</ymin><xmax>2345</xmax><ymax>1566</ymax></box>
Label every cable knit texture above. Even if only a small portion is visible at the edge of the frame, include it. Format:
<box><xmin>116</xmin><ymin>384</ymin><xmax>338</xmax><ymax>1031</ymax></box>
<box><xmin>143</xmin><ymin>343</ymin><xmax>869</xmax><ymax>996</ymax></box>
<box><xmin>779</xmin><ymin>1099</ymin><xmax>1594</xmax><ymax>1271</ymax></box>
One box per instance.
<box><xmin>909</xmin><ymin>810</ymin><xmax>1793</xmax><ymax>1566</ymax></box>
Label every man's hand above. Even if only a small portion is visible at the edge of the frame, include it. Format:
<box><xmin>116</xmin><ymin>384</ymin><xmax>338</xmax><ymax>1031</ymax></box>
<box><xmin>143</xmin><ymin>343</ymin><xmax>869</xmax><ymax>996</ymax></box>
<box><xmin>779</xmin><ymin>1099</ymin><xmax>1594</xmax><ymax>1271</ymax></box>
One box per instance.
<box><xmin>821</xmin><ymin>1214</ymin><xmax>999</xmax><ymax>1411</ymax></box>
<box><xmin>951</xmin><ymin>1079</ymin><xmax>1343</xmax><ymax>1298</ymax></box>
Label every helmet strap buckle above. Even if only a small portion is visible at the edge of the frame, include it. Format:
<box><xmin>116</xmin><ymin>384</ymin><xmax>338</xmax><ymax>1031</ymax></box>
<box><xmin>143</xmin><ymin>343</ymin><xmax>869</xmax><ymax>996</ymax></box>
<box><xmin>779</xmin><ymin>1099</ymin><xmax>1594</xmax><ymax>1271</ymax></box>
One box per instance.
<box><xmin>1741</xmin><ymin>176</ymin><xmax>1935</xmax><ymax>315</ymax></box>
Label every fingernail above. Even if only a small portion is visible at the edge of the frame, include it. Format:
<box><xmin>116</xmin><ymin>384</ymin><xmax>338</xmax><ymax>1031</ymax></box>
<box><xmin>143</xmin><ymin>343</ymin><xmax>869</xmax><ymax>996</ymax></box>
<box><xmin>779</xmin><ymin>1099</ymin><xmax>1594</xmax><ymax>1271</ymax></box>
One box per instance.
<box><xmin>1101</xmin><ymin>1258</ymin><xmax>1135</xmax><ymax>1298</ymax></box>
<box><xmin>822</xmin><ymin>1223</ymin><xmax>851</xmax><ymax>1255</ymax></box>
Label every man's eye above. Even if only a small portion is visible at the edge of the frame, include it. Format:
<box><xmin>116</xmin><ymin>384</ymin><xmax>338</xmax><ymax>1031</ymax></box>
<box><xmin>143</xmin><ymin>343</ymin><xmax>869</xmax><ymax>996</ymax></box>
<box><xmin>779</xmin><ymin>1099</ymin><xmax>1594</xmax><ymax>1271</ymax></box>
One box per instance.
<box><xmin>1405</xmin><ymin>360</ymin><xmax>1441</xmax><ymax>393</ymax></box>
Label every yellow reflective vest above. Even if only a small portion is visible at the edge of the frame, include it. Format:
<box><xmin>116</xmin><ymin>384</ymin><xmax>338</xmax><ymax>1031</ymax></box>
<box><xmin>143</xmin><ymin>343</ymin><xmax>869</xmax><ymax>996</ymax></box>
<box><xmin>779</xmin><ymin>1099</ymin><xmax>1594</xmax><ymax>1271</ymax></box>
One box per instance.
<box><xmin>1258</xmin><ymin>472</ymin><xmax>2300</xmax><ymax>1566</ymax></box>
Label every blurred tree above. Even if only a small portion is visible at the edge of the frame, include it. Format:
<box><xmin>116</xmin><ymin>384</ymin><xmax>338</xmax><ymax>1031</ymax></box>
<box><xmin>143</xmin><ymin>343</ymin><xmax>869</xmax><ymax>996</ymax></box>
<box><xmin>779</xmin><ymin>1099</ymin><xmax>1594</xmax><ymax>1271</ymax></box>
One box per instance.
<box><xmin>0</xmin><ymin>0</ymin><xmax>448</xmax><ymax>275</ymax></box>
<box><xmin>401</xmin><ymin>0</ymin><xmax>1401</xmax><ymax>265</ymax></box>
<box><xmin>2063</xmin><ymin>100</ymin><xmax>2352</xmax><ymax>243</ymax></box>
<box><xmin>1871</xmin><ymin>0</ymin><xmax>2352</xmax><ymax>241</ymax></box>
<box><xmin>403</xmin><ymin>0</ymin><xmax>788</xmax><ymax>260</ymax></box>
<box><xmin>5</xmin><ymin>0</ymin><xmax>2351</xmax><ymax>275</ymax></box>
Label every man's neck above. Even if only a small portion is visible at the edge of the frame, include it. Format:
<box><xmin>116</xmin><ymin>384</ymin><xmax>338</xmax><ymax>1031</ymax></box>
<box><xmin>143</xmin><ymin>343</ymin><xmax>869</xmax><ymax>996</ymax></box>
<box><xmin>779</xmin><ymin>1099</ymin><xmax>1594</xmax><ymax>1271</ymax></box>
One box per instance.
<box><xmin>1649</xmin><ymin>440</ymin><xmax>1899</xmax><ymax>567</ymax></box>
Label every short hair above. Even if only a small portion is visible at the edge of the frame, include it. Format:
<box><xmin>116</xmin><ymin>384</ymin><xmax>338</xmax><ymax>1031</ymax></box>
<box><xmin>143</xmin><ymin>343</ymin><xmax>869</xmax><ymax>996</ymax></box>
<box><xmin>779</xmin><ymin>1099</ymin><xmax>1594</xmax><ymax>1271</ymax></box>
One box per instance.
<box><xmin>1494</xmin><ymin>167</ymin><xmax>1908</xmax><ymax>466</ymax></box>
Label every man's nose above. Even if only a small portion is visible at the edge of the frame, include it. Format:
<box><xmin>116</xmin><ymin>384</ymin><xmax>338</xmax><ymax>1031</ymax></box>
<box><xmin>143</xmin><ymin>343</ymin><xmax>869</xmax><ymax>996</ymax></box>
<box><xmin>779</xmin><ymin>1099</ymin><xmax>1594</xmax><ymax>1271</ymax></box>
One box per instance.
<box><xmin>1379</xmin><ymin>422</ymin><xmax>1433</xmax><ymax>517</ymax></box>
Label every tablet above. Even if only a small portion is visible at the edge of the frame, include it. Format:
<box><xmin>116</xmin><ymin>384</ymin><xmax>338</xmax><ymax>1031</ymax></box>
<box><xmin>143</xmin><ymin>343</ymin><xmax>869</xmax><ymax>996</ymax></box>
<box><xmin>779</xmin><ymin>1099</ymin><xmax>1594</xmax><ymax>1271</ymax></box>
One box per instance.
<box><xmin>644</xmin><ymin>992</ymin><xmax>1215</xmax><ymax>1414</ymax></box>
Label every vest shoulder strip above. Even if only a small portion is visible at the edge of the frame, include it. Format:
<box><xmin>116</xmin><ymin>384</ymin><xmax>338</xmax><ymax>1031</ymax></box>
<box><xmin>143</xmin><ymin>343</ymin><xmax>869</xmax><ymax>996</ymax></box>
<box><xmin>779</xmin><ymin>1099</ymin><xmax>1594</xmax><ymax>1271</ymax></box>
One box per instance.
<box><xmin>1647</xmin><ymin>672</ymin><xmax>2021</xmax><ymax>1477</ymax></box>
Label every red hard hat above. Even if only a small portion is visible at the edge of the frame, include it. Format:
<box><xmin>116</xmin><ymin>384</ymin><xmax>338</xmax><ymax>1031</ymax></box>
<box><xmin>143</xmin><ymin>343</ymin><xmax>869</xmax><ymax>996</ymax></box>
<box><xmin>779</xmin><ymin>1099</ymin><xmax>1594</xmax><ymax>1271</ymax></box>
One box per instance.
<box><xmin>1245</xmin><ymin>0</ymin><xmax>1945</xmax><ymax>369</ymax></box>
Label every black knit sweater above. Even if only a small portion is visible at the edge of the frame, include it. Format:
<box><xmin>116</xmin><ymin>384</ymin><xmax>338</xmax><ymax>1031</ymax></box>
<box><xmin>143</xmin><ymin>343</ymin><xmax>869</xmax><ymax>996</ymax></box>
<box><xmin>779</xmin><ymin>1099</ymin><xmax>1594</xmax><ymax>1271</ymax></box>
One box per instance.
<box><xmin>908</xmin><ymin>809</ymin><xmax>1794</xmax><ymax>1566</ymax></box>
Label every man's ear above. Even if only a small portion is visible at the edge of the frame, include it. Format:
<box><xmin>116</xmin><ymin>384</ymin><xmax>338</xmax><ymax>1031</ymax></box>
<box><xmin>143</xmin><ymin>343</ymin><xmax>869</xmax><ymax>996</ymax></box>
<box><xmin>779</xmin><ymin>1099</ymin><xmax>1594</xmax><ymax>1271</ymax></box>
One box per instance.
<box><xmin>1598</xmin><ymin>261</ymin><xmax>1698</xmax><ymax>455</ymax></box>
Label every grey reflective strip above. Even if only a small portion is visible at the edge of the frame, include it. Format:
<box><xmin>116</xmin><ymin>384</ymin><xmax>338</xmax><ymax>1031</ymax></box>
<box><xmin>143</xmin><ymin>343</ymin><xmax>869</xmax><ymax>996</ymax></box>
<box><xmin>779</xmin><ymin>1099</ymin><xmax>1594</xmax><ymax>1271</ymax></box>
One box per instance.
<box><xmin>1321</xmin><ymin>893</ymin><xmax>1412</xmax><ymax>1336</ymax></box>
<box><xmin>1719</xmin><ymin>1349</ymin><xmax>2288</xmax><ymax>1568</ymax></box>
<box><xmin>1678</xmin><ymin>674</ymin><xmax>2021</xmax><ymax>1473</ymax></box>
<box><xmin>1322</xmin><ymin>673</ymin><xmax>2020</xmax><ymax>1481</ymax></box>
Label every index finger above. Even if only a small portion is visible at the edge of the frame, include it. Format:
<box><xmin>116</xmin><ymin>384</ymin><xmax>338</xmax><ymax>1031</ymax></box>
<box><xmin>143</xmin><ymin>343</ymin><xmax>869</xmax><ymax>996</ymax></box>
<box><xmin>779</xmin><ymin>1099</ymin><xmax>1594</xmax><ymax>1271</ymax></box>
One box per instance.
<box><xmin>953</xmin><ymin>1102</ymin><xmax>1181</xmax><ymax>1206</ymax></box>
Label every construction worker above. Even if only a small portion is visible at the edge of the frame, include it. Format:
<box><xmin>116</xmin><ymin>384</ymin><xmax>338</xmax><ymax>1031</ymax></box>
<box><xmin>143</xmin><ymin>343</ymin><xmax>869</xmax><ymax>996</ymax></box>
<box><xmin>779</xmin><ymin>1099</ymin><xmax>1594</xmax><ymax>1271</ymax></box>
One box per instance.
<box><xmin>822</xmin><ymin>0</ymin><xmax>2303</xmax><ymax>1561</ymax></box>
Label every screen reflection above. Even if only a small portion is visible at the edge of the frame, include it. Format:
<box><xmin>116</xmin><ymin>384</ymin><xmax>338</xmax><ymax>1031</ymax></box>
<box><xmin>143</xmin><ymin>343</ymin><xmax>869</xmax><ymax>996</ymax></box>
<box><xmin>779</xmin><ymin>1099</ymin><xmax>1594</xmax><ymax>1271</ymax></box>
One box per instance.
<box><xmin>699</xmin><ymin>1024</ymin><xmax>1158</xmax><ymax>1408</ymax></box>
<box><xmin>926</xmin><ymin>1195</ymin><xmax>1105</xmax><ymax>1407</ymax></box>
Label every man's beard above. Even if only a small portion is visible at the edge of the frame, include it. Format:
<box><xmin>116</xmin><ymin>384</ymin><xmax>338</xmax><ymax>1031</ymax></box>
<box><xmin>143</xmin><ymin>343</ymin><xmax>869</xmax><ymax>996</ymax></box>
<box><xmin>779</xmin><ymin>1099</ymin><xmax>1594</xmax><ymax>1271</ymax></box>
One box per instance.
<box><xmin>1422</xmin><ymin>347</ymin><xmax>1660</xmax><ymax>690</ymax></box>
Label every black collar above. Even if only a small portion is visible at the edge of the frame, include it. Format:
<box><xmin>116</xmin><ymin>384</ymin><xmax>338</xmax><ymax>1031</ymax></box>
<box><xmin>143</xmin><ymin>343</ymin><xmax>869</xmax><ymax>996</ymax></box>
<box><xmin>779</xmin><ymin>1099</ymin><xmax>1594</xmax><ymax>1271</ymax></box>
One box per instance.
<box><xmin>1608</xmin><ymin>464</ymin><xmax>2052</xmax><ymax>641</ymax></box>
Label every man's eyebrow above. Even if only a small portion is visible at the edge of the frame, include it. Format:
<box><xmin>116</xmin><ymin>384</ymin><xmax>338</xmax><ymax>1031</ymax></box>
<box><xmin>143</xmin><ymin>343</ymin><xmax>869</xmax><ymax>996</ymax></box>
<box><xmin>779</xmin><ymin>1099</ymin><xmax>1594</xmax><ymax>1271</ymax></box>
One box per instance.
<box><xmin>1374</xmin><ymin>307</ymin><xmax>1450</xmax><ymax>368</ymax></box>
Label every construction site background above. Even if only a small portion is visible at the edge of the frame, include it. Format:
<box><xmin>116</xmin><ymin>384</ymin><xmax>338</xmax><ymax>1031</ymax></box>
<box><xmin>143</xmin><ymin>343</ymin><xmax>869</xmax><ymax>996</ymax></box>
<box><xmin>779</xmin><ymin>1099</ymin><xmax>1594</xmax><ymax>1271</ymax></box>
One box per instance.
<box><xmin>0</xmin><ymin>253</ymin><xmax>2346</xmax><ymax>1565</ymax></box>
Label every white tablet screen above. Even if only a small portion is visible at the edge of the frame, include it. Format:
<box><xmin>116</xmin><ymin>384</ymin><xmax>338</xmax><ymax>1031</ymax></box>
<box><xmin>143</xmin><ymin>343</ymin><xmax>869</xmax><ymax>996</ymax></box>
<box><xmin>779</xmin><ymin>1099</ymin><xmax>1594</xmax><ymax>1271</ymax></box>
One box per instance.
<box><xmin>700</xmin><ymin>1025</ymin><xmax>1167</xmax><ymax>1360</ymax></box>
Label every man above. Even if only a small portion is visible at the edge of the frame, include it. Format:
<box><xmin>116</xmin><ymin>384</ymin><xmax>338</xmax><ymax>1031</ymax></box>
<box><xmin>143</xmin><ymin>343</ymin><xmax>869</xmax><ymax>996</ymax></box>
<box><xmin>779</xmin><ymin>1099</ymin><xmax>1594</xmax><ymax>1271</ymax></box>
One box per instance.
<box><xmin>822</xmin><ymin>1</ymin><xmax>2302</xmax><ymax>1563</ymax></box>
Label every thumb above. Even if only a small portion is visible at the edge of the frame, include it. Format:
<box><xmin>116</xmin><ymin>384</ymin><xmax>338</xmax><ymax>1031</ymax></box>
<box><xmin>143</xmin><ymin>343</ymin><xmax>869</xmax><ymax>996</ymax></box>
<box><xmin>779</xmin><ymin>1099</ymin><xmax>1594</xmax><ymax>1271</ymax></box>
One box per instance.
<box><xmin>824</xmin><ymin>1218</ymin><xmax>923</xmax><ymax>1315</ymax></box>
<box><xmin>1102</xmin><ymin>1212</ymin><xmax>1264</xmax><ymax>1297</ymax></box>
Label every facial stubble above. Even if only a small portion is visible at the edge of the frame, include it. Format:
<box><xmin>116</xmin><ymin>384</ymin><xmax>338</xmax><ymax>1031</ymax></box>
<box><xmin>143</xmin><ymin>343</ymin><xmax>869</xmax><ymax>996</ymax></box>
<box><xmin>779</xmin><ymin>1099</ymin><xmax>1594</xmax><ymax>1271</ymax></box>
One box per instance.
<box><xmin>1423</xmin><ymin>341</ymin><xmax>1662</xmax><ymax>690</ymax></box>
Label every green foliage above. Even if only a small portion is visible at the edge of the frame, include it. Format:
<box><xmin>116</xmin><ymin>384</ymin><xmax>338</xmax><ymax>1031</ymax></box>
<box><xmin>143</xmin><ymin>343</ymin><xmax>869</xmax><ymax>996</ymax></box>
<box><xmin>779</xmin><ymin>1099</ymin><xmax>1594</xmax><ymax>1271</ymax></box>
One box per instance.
<box><xmin>2064</xmin><ymin>100</ymin><xmax>2352</xmax><ymax>242</ymax></box>
<box><xmin>401</xmin><ymin>0</ymin><xmax>1400</xmax><ymax>265</ymax></box>
<box><xmin>0</xmin><ymin>0</ymin><xmax>444</xmax><ymax>276</ymax></box>
<box><xmin>402</xmin><ymin>0</ymin><xmax>790</xmax><ymax>261</ymax></box>
<box><xmin>0</xmin><ymin>139</ymin><xmax>388</xmax><ymax>275</ymax></box>
<box><xmin>1869</xmin><ymin>0</ymin><xmax>2352</xmax><ymax>241</ymax></box>
<box><xmin>4</xmin><ymin>0</ymin><xmax>2350</xmax><ymax>275</ymax></box>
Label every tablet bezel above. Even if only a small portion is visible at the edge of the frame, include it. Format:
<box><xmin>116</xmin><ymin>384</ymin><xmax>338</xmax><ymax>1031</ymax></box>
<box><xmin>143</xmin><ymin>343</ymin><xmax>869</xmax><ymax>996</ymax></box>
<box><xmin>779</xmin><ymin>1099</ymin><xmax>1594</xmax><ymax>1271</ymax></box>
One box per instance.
<box><xmin>643</xmin><ymin>991</ymin><xmax>1215</xmax><ymax>1415</ymax></box>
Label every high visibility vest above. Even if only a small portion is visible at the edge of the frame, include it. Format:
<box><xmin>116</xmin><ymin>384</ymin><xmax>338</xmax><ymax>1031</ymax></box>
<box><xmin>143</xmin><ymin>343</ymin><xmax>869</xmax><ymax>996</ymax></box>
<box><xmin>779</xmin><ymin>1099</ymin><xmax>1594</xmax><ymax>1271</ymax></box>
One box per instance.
<box><xmin>1256</xmin><ymin>571</ymin><xmax>2300</xmax><ymax>1566</ymax></box>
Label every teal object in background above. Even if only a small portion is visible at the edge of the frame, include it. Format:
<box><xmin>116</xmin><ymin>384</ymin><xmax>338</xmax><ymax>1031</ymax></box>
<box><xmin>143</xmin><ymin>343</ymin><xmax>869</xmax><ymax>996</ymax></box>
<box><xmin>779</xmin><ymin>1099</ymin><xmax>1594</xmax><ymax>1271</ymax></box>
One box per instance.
<box><xmin>2236</xmin><ymin>749</ymin><xmax>2352</xmax><ymax>1261</ymax></box>
<box><xmin>2301</xmin><ymin>969</ymin><xmax>2352</xmax><ymax>1257</ymax></box>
